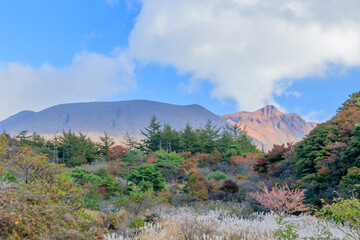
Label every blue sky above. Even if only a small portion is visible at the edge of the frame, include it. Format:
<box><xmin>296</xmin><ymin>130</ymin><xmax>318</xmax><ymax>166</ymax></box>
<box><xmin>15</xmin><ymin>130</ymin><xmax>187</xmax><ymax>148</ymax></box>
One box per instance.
<box><xmin>0</xmin><ymin>0</ymin><xmax>359</xmax><ymax>122</ymax></box>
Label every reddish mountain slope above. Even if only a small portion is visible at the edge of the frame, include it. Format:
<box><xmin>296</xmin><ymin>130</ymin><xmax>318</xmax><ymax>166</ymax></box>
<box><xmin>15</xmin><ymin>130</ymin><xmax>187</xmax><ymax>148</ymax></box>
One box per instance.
<box><xmin>220</xmin><ymin>105</ymin><xmax>317</xmax><ymax>150</ymax></box>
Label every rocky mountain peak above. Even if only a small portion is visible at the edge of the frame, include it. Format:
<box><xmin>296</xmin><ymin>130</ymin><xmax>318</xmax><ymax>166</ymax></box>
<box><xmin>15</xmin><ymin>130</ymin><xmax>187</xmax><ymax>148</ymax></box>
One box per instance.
<box><xmin>220</xmin><ymin>106</ymin><xmax>316</xmax><ymax>151</ymax></box>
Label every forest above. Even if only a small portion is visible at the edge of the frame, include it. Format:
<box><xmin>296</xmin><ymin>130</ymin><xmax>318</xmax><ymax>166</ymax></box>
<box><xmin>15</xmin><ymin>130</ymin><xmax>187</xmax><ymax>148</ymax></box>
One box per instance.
<box><xmin>1</xmin><ymin>92</ymin><xmax>360</xmax><ymax>239</ymax></box>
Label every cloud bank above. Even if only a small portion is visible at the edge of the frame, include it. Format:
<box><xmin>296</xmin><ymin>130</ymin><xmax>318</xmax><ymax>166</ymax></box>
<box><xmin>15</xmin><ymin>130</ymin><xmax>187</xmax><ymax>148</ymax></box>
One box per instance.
<box><xmin>1</xmin><ymin>0</ymin><xmax>360</xmax><ymax>121</ymax></box>
<box><xmin>0</xmin><ymin>52</ymin><xmax>134</xmax><ymax>120</ymax></box>
<box><xmin>128</xmin><ymin>0</ymin><xmax>360</xmax><ymax>111</ymax></box>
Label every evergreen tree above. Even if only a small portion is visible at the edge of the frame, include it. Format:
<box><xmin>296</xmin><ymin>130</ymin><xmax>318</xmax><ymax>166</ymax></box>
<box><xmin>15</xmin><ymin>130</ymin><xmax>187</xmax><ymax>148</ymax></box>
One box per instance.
<box><xmin>123</xmin><ymin>131</ymin><xmax>137</xmax><ymax>150</ymax></box>
<box><xmin>180</xmin><ymin>123</ymin><xmax>201</xmax><ymax>153</ymax></box>
<box><xmin>139</xmin><ymin>116</ymin><xmax>162</xmax><ymax>153</ymax></box>
<box><xmin>225</xmin><ymin>123</ymin><xmax>243</xmax><ymax>139</ymax></box>
<box><xmin>57</xmin><ymin>130</ymin><xmax>99</xmax><ymax>167</ymax></box>
<box><xmin>127</xmin><ymin>163</ymin><xmax>165</xmax><ymax>192</ymax></box>
<box><xmin>201</xmin><ymin>120</ymin><xmax>221</xmax><ymax>153</ymax></box>
<box><xmin>99</xmin><ymin>132</ymin><xmax>115</xmax><ymax>160</ymax></box>
<box><xmin>160</xmin><ymin>123</ymin><xmax>181</xmax><ymax>152</ymax></box>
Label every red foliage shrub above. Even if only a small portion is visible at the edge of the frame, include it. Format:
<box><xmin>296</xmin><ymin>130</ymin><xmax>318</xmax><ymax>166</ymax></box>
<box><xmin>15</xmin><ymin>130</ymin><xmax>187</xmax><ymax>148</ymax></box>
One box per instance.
<box><xmin>107</xmin><ymin>145</ymin><xmax>126</xmax><ymax>161</ymax></box>
<box><xmin>254</xmin><ymin>143</ymin><xmax>292</xmax><ymax>174</ymax></box>
<box><xmin>221</xmin><ymin>179</ymin><xmax>239</xmax><ymax>194</ymax></box>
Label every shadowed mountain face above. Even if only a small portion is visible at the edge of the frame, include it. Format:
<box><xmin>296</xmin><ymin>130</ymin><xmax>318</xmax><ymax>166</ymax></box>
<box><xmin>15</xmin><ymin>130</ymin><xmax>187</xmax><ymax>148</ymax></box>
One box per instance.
<box><xmin>0</xmin><ymin>100</ymin><xmax>228</xmax><ymax>139</ymax></box>
<box><xmin>220</xmin><ymin>105</ymin><xmax>317</xmax><ymax>150</ymax></box>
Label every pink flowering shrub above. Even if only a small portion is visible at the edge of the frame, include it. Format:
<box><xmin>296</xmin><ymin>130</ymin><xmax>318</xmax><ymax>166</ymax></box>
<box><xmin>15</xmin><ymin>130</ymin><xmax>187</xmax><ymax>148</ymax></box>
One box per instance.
<box><xmin>250</xmin><ymin>184</ymin><xmax>309</xmax><ymax>215</ymax></box>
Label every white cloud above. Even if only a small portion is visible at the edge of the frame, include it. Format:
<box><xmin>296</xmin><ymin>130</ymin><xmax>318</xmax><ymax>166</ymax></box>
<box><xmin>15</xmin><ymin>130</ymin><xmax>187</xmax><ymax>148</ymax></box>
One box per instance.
<box><xmin>303</xmin><ymin>110</ymin><xmax>329</xmax><ymax>123</ymax></box>
<box><xmin>128</xmin><ymin>0</ymin><xmax>360</xmax><ymax>111</ymax></box>
<box><xmin>0</xmin><ymin>51</ymin><xmax>134</xmax><ymax>120</ymax></box>
<box><xmin>106</xmin><ymin>0</ymin><xmax>119</xmax><ymax>7</ymax></box>
<box><xmin>283</xmin><ymin>91</ymin><xmax>302</xmax><ymax>98</ymax></box>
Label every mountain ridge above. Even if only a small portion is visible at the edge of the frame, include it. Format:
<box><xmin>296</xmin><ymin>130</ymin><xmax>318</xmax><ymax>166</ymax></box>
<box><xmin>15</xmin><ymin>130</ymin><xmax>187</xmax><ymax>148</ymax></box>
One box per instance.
<box><xmin>0</xmin><ymin>100</ymin><xmax>228</xmax><ymax>140</ymax></box>
<box><xmin>220</xmin><ymin>105</ymin><xmax>317</xmax><ymax>150</ymax></box>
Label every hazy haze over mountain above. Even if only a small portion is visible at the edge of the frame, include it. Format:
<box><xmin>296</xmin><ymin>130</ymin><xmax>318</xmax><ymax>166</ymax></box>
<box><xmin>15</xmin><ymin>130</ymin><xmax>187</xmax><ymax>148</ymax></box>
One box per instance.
<box><xmin>0</xmin><ymin>100</ymin><xmax>228</xmax><ymax>140</ymax></box>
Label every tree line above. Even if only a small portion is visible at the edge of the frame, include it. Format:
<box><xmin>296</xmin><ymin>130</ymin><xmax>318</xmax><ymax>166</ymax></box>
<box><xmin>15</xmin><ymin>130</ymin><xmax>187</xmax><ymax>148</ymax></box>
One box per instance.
<box><xmin>11</xmin><ymin>117</ymin><xmax>259</xmax><ymax>167</ymax></box>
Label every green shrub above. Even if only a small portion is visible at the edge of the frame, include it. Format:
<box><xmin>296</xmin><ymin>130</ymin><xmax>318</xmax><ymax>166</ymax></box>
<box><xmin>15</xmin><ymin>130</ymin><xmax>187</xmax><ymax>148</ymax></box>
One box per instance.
<box><xmin>318</xmin><ymin>197</ymin><xmax>360</xmax><ymax>239</ymax></box>
<box><xmin>207</xmin><ymin>171</ymin><xmax>227</xmax><ymax>181</ymax></box>
<box><xmin>114</xmin><ymin>185</ymin><xmax>160</xmax><ymax>215</ymax></box>
<box><xmin>130</xmin><ymin>217</ymin><xmax>145</xmax><ymax>229</ymax></box>
<box><xmin>127</xmin><ymin>164</ymin><xmax>165</xmax><ymax>192</ymax></box>
<box><xmin>1</xmin><ymin>171</ymin><xmax>18</xmax><ymax>183</ymax></box>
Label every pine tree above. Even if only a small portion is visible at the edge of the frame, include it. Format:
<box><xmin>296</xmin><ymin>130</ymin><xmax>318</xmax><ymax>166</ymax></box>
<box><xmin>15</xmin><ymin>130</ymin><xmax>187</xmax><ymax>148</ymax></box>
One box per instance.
<box><xmin>99</xmin><ymin>132</ymin><xmax>115</xmax><ymax>160</ymax></box>
<box><xmin>139</xmin><ymin>116</ymin><xmax>162</xmax><ymax>153</ymax></box>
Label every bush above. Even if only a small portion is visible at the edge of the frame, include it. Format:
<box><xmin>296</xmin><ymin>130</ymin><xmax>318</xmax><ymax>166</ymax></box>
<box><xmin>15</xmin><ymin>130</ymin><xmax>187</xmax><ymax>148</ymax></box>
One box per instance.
<box><xmin>184</xmin><ymin>171</ymin><xmax>209</xmax><ymax>200</ymax></box>
<box><xmin>250</xmin><ymin>184</ymin><xmax>309</xmax><ymax>215</ymax></box>
<box><xmin>127</xmin><ymin>164</ymin><xmax>165</xmax><ymax>192</ymax></box>
<box><xmin>318</xmin><ymin>197</ymin><xmax>360</xmax><ymax>240</ymax></box>
<box><xmin>236</xmin><ymin>174</ymin><xmax>245</xmax><ymax>179</ymax></box>
<box><xmin>207</xmin><ymin>171</ymin><xmax>227</xmax><ymax>181</ymax></box>
<box><xmin>221</xmin><ymin>179</ymin><xmax>239</xmax><ymax>194</ymax></box>
<box><xmin>114</xmin><ymin>185</ymin><xmax>161</xmax><ymax>215</ymax></box>
<box><xmin>130</xmin><ymin>217</ymin><xmax>145</xmax><ymax>229</ymax></box>
<box><xmin>0</xmin><ymin>184</ymin><xmax>103</xmax><ymax>239</ymax></box>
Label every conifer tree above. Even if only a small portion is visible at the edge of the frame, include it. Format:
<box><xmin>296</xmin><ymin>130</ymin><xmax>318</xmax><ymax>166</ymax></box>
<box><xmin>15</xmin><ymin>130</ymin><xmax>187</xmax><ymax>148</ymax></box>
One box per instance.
<box><xmin>139</xmin><ymin>116</ymin><xmax>162</xmax><ymax>153</ymax></box>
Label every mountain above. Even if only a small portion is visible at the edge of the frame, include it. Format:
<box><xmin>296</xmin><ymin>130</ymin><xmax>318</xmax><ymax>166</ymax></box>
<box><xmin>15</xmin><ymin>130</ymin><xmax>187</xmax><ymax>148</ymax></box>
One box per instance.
<box><xmin>0</xmin><ymin>100</ymin><xmax>228</xmax><ymax>140</ymax></box>
<box><xmin>220</xmin><ymin>105</ymin><xmax>317</xmax><ymax>150</ymax></box>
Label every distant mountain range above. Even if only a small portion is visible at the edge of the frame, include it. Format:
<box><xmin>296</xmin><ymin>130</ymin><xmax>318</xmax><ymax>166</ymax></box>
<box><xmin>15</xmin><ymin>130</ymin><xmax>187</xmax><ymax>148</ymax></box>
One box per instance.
<box><xmin>0</xmin><ymin>100</ymin><xmax>227</xmax><ymax>140</ymax></box>
<box><xmin>0</xmin><ymin>101</ymin><xmax>316</xmax><ymax>150</ymax></box>
<box><xmin>220</xmin><ymin>105</ymin><xmax>317</xmax><ymax>150</ymax></box>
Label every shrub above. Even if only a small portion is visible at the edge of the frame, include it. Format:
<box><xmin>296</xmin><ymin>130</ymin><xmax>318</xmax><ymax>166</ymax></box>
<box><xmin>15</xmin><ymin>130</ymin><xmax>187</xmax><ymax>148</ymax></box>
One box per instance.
<box><xmin>107</xmin><ymin>145</ymin><xmax>126</xmax><ymax>161</ymax></box>
<box><xmin>0</xmin><ymin>184</ymin><xmax>103</xmax><ymax>239</ymax></box>
<box><xmin>114</xmin><ymin>185</ymin><xmax>160</xmax><ymax>215</ymax></box>
<box><xmin>207</xmin><ymin>171</ymin><xmax>227</xmax><ymax>181</ymax></box>
<box><xmin>318</xmin><ymin>197</ymin><xmax>360</xmax><ymax>240</ymax></box>
<box><xmin>1</xmin><ymin>171</ymin><xmax>18</xmax><ymax>183</ymax></box>
<box><xmin>221</xmin><ymin>179</ymin><xmax>239</xmax><ymax>194</ymax></box>
<box><xmin>236</xmin><ymin>174</ymin><xmax>245</xmax><ymax>179</ymax></box>
<box><xmin>250</xmin><ymin>184</ymin><xmax>309</xmax><ymax>215</ymax></box>
<box><xmin>340</xmin><ymin>167</ymin><xmax>360</xmax><ymax>195</ymax></box>
<box><xmin>127</xmin><ymin>164</ymin><xmax>165</xmax><ymax>192</ymax></box>
<box><xmin>184</xmin><ymin>171</ymin><xmax>209</xmax><ymax>200</ymax></box>
<box><xmin>130</xmin><ymin>217</ymin><xmax>145</xmax><ymax>229</ymax></box>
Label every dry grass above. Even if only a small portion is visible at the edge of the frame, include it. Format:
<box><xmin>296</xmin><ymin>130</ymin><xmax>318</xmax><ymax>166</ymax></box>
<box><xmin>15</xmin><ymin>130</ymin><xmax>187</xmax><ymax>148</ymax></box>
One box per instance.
<box><xmin>104</xmin><ymin>204</ymin><xmax>353</xmax><ymax>240</ymax></box>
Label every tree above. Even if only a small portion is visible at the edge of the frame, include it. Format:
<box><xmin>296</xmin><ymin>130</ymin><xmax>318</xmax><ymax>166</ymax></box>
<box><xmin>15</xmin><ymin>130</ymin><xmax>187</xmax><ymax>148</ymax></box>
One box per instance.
<box><xmin>153</xmin><ymin>151</ymin><xmax>184</xmax><ymax>182</ymax></box>
<box><xmin>122</xmin><ymin>131</ymin><xmax>137</xmax><ymax>150</ymax></box>
<box><xmin>57</xmin><ymin>131</ymin><xmax>99</xmax><ymax>167</ymax></box>
<box><xmin>16</xmin><ymin>130</ymin><xmax>31</xmax><ymax>146</ymax></box>
<box><xmin>225</xmin><ymin>123</ymin><xmax>243</xmax><ymax>139</ymax></box>
<box><xmin>117</xmin><ymin>150</ymin><xmax>138</xmax><ymax>181</ymax></box>
<box><xmin>200</xmin><ymin>120</ymin><xmax>221</xmax><ymax>153</ymax></box>
<box><xmin>160</xmin><ymin>123</ymin><xmax>181</xmax><ymax>152</ymax></box>
<box><xmin>10</xmin><ymin>147</ymin><xmax>51</xmax><ymax>183</ymax></box>
<box><xmin>181</xmin><ymin>123</ymin><xmax>201</xmax><ymax>153</ymax></box>
<box><xmin>139</xmin><ymin>116</ymin><xmax>162</xmax><ymax>153</ymax></box>
<box><xmin>99</xmin><ymin>132</ymin><xmax>115</xmax><ymax>160</ymax></box>
<box><xmin>127</xmin><ymin>163</ymin><xmax>165</xmax><ymax>192</ymax></box>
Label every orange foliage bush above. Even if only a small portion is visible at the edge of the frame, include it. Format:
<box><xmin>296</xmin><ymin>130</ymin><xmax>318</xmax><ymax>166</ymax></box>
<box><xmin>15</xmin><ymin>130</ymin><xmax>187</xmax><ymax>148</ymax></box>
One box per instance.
<box><xmin>231</xmin><ymin>153</ymin><xmax>260</xmax><ymax>164</ymax></box>
<box><xmin>107</xmin><ymin>145</ymin><xmax>126</xmax><ymax>161</ymax></box>
<box><xmin>184</xmin><ymin>171</ymin><xmax>209</xmax><ymax>200</ymax></box>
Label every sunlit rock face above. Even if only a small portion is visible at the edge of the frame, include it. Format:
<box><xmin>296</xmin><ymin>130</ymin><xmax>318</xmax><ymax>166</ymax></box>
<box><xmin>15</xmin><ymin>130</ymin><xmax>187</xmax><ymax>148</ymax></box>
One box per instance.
<box><xmin>220</xmin><ymin>105</ymin><xmax>317</xmax><ymax>151</ymax></box>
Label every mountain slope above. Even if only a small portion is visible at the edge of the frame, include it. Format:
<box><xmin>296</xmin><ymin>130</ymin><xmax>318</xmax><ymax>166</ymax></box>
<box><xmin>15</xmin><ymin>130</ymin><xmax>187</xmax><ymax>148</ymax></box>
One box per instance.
<box><xmin>220</xmin><ymin>105</ymin><xmax>317</xmax><ymax>150</ymax></box>
<box><xmin>0</xmin><ymin>100</ymin><xmax>228</xmax><ymax>139</ymax></box>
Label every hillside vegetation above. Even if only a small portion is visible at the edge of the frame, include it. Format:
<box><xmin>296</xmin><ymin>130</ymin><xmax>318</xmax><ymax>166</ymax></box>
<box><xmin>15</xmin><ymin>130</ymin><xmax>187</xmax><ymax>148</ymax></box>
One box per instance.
<box><xmin>1</xmin><ymin>92</ymin><xmax>360</xmax><ymax>239</ymax></box>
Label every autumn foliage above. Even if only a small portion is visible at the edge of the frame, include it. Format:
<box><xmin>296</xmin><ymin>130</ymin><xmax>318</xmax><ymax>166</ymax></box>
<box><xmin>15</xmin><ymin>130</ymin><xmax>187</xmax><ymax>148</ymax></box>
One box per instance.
<box><xmin>250</xmin><ymin>184</ymin><xmax>309</xmax><ymax>215</ymax></box>
<box><xmin>107</xmin><ymin>145</ymin><xmax>126</xmax><ymax>161</ymax></box>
